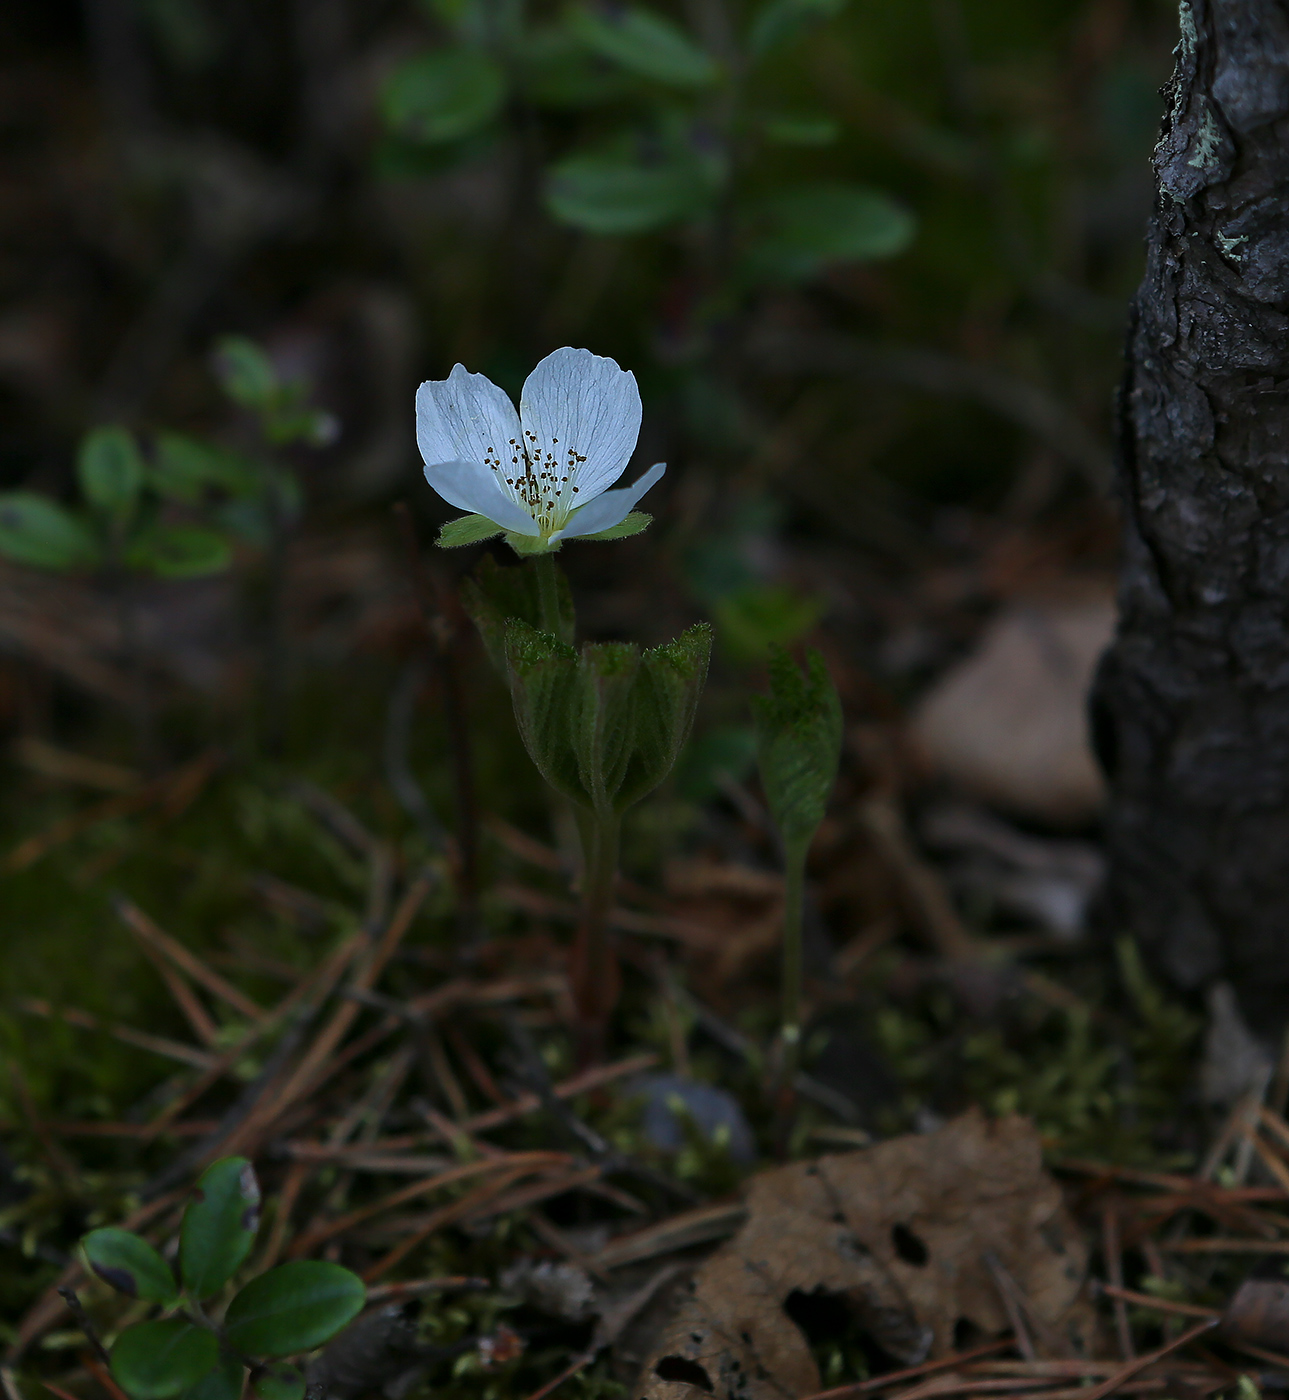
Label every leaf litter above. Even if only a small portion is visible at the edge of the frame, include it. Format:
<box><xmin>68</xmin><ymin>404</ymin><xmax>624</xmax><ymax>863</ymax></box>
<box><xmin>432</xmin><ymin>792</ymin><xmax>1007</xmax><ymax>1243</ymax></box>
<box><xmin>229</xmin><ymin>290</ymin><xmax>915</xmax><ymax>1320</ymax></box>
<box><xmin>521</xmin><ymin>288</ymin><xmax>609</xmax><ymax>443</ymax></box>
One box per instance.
<box><xmin>637</xmin><ymin>1110</ymin><xmax>1095</xmax><ymax>1400</ymax></box>
<box><xmin>15</xmin><ymin>781</ymin><xmax>1289</xmax><ymax>1400</ymax></box>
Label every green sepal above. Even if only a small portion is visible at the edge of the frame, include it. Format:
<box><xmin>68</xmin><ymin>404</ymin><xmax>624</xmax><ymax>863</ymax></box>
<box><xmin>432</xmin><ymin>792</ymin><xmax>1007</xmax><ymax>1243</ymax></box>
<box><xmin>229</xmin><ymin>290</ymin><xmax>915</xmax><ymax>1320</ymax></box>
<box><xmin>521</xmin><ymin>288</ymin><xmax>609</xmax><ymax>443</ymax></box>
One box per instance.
<box><xmin>584</xmin><ymin>511</ymin><xmax>651</xmax><ymax>541</ymax></box>
<box><xmin>180</xmin><ymin>1157</ymin><xmax>261</xmax><ymax>1299</ymax></box>
<box><xmin>462</xmin><ymin>554</ymin><xmax>576</xmax><ymax>670</ymax></box>
<box><xmin>503</xmin><ymin>530</ymin><xmax>560</xmax><ymax>556</ymax></box>
<box><xmin>223</xmin><ymin>1261</ymin><xmax>365</xmax><ymax>1357</ymax></box>
<box><xmin>751</xmin><ymin>645</ymin><xmax>842</xmax><ymax>852</ymax></box>
<box><xmin>81</xmin><ymin>1228</ymin><xmax>179</xmax><ymax>1304</ymax></box>
<box><xmin>438</xmin><ymin>514</ymin><xmax>504</xmax><ymax>548</ymax></box>
<box><xmin>110</xmin><ymin>1320</ymin><xmax>219</xmax><ymax>1400</ymax></box>
<box><xmin>0</xmin><ymin>492</ymin><xmax>98</xmax><ymax>570</ymax></box>
<box><xmin>78</xmin><ymin>427</ymin><xmax>145</xmax><ymax>522</ymax></box>
<box><xmin>178</xmin><ymin>1358</ymin><xmax>245</xmax><ymax>1400</ymax></box>
<box><xmin>250</xmin><ymin>1365</ymin><xmax>305</xmax><ymax>1400</ymax></box>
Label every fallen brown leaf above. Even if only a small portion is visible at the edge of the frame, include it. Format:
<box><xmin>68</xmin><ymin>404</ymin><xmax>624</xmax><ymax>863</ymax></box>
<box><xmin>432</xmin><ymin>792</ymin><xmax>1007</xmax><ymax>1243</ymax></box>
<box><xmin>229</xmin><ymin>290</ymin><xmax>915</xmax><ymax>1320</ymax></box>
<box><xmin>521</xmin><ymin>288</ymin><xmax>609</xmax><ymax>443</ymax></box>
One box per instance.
<box><xmin>636</xmin><ymin>1110</ymin><xmax>1097</xmax><ymax>1400</ymax></box>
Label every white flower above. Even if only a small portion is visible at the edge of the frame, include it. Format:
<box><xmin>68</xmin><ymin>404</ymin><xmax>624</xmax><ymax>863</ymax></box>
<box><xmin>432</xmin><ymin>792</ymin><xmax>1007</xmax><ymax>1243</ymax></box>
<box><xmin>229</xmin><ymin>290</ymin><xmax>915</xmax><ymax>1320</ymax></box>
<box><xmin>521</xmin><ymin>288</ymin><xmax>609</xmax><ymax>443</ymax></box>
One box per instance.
<box><xmin>417</xmin><ymin>346</ymin><xmax>665</xmax><ymax>551</ymax></box>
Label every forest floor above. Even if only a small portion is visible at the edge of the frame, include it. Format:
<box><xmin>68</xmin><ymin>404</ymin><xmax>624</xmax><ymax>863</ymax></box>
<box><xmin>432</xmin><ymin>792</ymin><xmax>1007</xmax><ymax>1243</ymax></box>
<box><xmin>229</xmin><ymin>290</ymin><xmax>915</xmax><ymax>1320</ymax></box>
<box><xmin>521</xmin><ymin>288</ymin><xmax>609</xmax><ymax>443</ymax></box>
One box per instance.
<box><xmin>4</xmin><ymin>500</ymin><xmax>1289</xmax><ymax>1400</ymax></box>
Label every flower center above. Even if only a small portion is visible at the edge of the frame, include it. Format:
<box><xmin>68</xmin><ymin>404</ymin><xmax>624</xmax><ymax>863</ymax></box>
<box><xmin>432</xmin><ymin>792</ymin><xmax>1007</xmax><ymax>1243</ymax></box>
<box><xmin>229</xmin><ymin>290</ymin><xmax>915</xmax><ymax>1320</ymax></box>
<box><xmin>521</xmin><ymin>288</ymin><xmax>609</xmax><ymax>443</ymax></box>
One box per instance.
<box><xmin>482</xmin><ymin>432</ymin><xmax>589</xmax><ymax>535</ymax></box>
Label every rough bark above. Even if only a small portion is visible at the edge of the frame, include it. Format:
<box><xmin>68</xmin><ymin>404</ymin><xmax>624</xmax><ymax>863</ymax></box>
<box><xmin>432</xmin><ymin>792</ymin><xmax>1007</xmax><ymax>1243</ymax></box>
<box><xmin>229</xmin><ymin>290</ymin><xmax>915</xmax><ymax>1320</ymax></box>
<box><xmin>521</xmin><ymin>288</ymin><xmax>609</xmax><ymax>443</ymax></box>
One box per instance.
<box><xmin>1091</xmin><ymin>0</ymin><xmax>1289</xmax><ymax>1034</ymax></box>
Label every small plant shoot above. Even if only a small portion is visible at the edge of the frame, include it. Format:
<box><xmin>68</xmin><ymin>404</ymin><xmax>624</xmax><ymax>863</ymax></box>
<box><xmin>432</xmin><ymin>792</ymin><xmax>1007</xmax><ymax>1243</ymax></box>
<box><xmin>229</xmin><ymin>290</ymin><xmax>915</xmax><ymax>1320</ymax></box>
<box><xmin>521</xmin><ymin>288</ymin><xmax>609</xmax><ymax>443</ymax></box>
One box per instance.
<box><xmin>79</xmin><ymin>1157</ymin><xmax>364</xmax><ymax>1400</ymax></box>
<box><xmin>424</xmin><ymin>346</ymin><xmax>711</xmax><ymax>1059</ymax></box>
<box><xmin>752</xmin><ymin>646</ymin><xmax>842</xmax><ymax>1067</ymax></box>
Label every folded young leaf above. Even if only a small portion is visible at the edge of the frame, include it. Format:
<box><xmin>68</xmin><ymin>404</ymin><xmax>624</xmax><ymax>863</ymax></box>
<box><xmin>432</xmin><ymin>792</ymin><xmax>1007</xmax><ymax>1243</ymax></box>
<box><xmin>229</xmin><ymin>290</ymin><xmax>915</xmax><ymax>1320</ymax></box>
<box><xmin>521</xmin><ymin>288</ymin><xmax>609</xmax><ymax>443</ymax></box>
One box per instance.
<box><xmin>752</xmin><ymin>646</ymin><xmax>841</xmax><ymax>852</ymax></box>
<box><xmin>463</xmin><ymin>554</ymin><xmax>576</xmax><ymax>673</ymax></box>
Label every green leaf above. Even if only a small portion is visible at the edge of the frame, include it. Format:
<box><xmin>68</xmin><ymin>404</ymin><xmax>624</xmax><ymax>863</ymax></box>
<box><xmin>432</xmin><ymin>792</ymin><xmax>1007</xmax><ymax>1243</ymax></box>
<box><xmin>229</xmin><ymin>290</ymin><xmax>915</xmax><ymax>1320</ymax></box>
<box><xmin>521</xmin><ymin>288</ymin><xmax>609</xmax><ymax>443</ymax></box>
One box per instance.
<box><xmin>214</xmin><ymin>338</ymin><xmax>280</xmax><ymax>412</ymax></box>
<box><xmin>503</xmin><ymin>620</ymin><xmax>588</xmax><ymax>807</ymax></box>
<box><xmin>502</xmin><ymin>619</ymin><xmax>711</xmax><ymax>817</ymax></box>
<box><xmin>713</xmin><ymin>583</ymin><xmax>822</xmax><ymax>662</ymax></box>
<box><xmin>151</xmin><ymin>434</ymin><xmax>260</xmax><ymax>503</ymax></box>
<box><xmin>675</xmin><ymin>723</ymin><xmax>758</xmax><ymax>802</ymax></box>
<box><xmin>546</xmin><ymin>150</ymin><xmax>717</xmax><ymax>233</ymax></box>
<box><xmin>572</xmin><ymin>639</ymin><xmax>641</xmax><ymax>814</ymax></box>
<box><xmin>178</xmin><ymin>1359</ymin><xmax>245</xmax><ymax>1400</ymax></box>
<box><xmin>616</xmin><ymin>623</ymin><xmax>711</xmax><ymax>810</ymax></box>
<box><xmin>585</xmin><ymin>511</ymin><xmax>651</xmax><ymax>541</ymax></box>
<box><xmin>461</xmin><ymin>553</ymin><xmax>576</xmax><ymax>671</ymax></box>
<box><xmin>382</xmin><ymin>48</ymin><xmax>506</xmax><ymax>144</ymax></box>
<box><xmin>0</xmin><ymin>492</ymin><xmax>98</xmax><ymax>570</ymax></box>
<box><xmin>110</xmin><ymin>1321</ymin><xmax>219</xmax><ymax>1400</ymax></box>
<box><xmin>224</xmin><ymin>1261</ymin><xmax>366</xmax><ymax>1358</ymax></box>
<box><xmin>747</xmin><ymin>0</ymin><xmax>846</xmax><ymax>57</ymax></box>
<box><xmin>438</xmin><ymin>513</ymin><xmax>504</xmax><ymax>548</ymax></box>
<box><xmin>180</xmin><ymin>1157</ymin><xmax>261</xmax><ymax>1299</ymax></box>
<box><xmin>751</xmin><ymin>646</ymin><xmax>842</xmax><ymax>852</ymax></box>
<box><xmin>262</xmin><ymin>408</ymin><xmax>337</xmax><ymax>449</ymax></box>
<box><xmin>82</xmin><ymin>1229</ymin><xmax>178</xmax><ymax>1304</ymax></box>
<box><xmin>569</xmin><ymin>6</ymin><xmax>717</xmax><ymax>87</ymax></box>
<box><xmin>743</xmin><ymin>182</ymin><xmax>915</xmax><ymax>282</ymax></box>
<box><xmin>522</xmin><ymin>23</ymin><xmax>637</xmax><ymax>108</ymax></box>
<box><xmin>126</xmin><ymin>525</ymin><xmax>234</xmax><ymax>579</ymax></box>
<box><xmin>250</xmin><ymin>1366</ymin><xmax>304</xmax><ymax>1400</ymax></box>
<box><xmin>78</xmin><ymin>427</ymin><xmax>144</xmax><ymax>521</ymax></box>
<box><xmin>760</xmin><ymin>113</ymin><xmax>839</xmax><ymax>145</ymax></box>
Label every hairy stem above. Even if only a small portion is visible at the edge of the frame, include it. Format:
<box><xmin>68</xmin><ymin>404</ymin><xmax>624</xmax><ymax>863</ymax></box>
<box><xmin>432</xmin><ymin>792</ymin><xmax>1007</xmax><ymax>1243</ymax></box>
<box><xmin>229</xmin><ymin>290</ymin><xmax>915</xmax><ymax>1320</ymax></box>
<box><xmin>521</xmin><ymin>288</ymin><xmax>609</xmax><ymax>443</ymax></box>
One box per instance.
<box><xmin>571</xmin><ymin>808</ymin><xmax>621</xmax><ymax>1064</ymax></box>
<box><xmin>781</xmin><ymin>837</ymin><xmax>807</xmax><ymax>1077</ymax></box>
<box><xmin>533</xmin><ymin>552</ymin><xmax>563</xmax><ymax>640</ymax></box>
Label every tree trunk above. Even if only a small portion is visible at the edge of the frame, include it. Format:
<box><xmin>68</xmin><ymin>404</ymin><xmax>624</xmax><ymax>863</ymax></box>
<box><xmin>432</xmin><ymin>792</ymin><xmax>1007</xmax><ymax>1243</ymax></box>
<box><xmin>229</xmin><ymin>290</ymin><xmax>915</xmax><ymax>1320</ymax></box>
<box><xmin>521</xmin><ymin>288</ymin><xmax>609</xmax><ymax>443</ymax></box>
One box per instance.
<box><xmin>1091</xmin><ymin>0</ymin><xmax>1289</xmax><ymax>1035</ymax></box>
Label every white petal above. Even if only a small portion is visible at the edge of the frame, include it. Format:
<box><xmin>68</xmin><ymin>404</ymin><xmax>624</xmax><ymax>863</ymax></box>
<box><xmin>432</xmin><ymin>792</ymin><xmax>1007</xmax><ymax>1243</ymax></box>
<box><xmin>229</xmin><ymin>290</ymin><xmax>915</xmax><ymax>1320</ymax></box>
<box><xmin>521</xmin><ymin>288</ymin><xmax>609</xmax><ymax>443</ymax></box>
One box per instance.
<box><xmin>416</xmin><ymin>367</ymin><xmax>523</xmax><ymax>476</ymax></box>
<box><xmin>423</xmin><ymin>460</ymin><xmax>541</xmax><ymax>536</ymax></box>
<box><xmin>554</xmin><ymin>462</ymin><xmax>666</xmax><ymax>541</ymax></box>
<box><xmin>520</xmin><ymin>348</ymin><xmax>642</xmax><ymax>504</ymax></box>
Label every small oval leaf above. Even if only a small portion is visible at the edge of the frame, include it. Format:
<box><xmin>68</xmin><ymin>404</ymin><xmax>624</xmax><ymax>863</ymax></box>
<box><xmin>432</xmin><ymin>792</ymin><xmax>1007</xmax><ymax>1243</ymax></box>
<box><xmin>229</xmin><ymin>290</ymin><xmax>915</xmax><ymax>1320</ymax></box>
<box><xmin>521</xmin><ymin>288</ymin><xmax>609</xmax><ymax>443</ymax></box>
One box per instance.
<box><xmin>382</xmin><ymin>48</ymin><xmax>505</xmax><ymax>144</ymax></box>
<box><xmin>0</xmin><ymin>492</ymin><xmax>98</xmax><ymax>570</ymax></box>
<box><xmin>78</xmin><ymin>427</ymin><xmax>144</xmax><ymax>520</ymax></box>
<box><xmin>110</xmin><ymin>1320</ymin><xmax>219</xmax><ymax>1400</ymax></box>
<box><xmin>178</xmin><ymin>1358</ymin><xmax>245</xmax><ymax>1400</ymax></box>
<box><xmin>82</xmin><ymin>1228</ymin><xmax>178</xmax><ymax>1304</ymax></box>
<box><xmin>125</xmin><ymin>525</ymin><xmax>233</xmax><ymax>579</ymax></box>
<box><xmin>743</xmin><ymin>182</ymin><xmax>915</xmax><ymax>281</ymax></box>
<box><xmin>224</xmin><ymin>1262</ymin><xmax>366</xmax><ymax>1358</ymax></box>
<box><xmin>214</xmin><ymin>338</ymin><xmax>280</xmax><ymax>412</ymax></box>
<box><xmin>546</xmin><ymin>151</ymin><xmax>717</xmax><ymax>234</ymax></box>
<box><xmin>570</xmin><ymin>6</ymin><xmax>718</xmax><ymax>87</ymax></box>
<box><xmin>180</xmin><ymin>1157</ymin><xmax>261</xmax><ymax>1299</ymax></box>
<box><xmin>250</xmin><ymin>1366</ymin><xmax>304</xmax><ymax>1400</ymax></box>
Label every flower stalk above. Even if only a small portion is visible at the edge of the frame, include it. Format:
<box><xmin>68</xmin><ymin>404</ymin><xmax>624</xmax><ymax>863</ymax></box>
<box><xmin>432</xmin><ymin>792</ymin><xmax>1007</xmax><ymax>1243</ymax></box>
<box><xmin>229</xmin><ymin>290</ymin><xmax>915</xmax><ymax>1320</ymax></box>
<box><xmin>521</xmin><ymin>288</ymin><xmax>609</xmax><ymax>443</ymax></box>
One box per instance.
<box><xmin>570</xmin><ymin>809</ymin><xmax>622</xmax><ymax>1061</ymax></box>
<box><xmin>780</xmin><ymin>835</ymin><xmax>808</xmax><ymax>1077</ymax></box>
